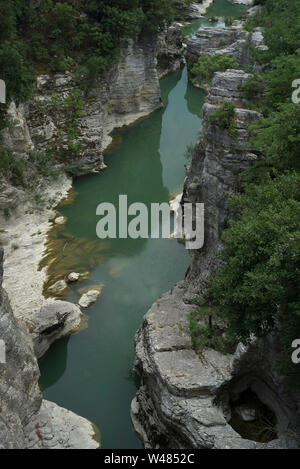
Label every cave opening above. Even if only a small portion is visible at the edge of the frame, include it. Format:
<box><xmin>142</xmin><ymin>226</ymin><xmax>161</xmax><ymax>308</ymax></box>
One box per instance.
<box><xmin>229</xmin><ymin>388</ymin><xmax>278</xmax><ymax>443</ymax></box>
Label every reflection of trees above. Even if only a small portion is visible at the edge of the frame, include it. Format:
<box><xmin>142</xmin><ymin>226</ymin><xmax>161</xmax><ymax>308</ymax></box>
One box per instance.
<box><xmin>160</xmin><ymin>67</ymin><xmax>183</xmax><ymax>108</ymax></box>
<box><xmin>39</xmin><ymin>336</ymin><xmax>69</xmax><ymax>391</ymax></box>
<box><xmin>184</xmin><ymin>81</ymin><xmax>206</xmax><ymax>118</ymax></box>
<box><xmin>41</xmin><ymin>69</ymin><xmax>183</xmax><ymax>285</ymax></box>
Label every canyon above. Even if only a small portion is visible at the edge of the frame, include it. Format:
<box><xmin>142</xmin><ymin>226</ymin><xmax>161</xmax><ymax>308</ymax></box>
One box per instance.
<box><xmin>0</xmin><ymin>0</ymin><xmax>299</xmax><ymax>451</ymax></box>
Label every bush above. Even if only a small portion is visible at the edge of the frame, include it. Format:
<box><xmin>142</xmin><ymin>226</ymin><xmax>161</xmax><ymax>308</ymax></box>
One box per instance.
<box><xmin>208</xmin><ymin>101</ymin><xmax>238</xmax><ymax>138</ymax></box>
<box><xmin>189</xmin><ymin>54</ymin><xmax>237</xmax><ymax>87</ymax></box>
<box><xmin>210</xmin><ymin>173</ymin><xmax>300</xmax><ymax>370</ymax></box>
<box><xmin>0</xmin><ymin>147</ymin><xmax>25</xmax><ymax>184</ymax></box>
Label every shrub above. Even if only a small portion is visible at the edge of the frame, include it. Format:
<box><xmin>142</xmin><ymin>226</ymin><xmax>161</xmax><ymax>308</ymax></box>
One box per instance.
<box><xmin>189</xmin><ymin>54</ymin><xmax>237</xmax><ymax>87</ymax></box>
<box><xmin>208</xmin><ymin>101</ymin><xmax>238</xmax><ymax>138</ymax></box>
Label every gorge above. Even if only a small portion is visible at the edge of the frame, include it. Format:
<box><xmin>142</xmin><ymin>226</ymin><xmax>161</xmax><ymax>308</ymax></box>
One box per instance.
<box><xmin>0</xmin><ymin>0</ymin><xmax>299</xmax><ymax>450</ymax></box>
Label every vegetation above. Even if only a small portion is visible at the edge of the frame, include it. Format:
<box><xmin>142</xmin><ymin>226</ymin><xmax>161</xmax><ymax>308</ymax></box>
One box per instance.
<box><xmin>205</xmin><ymin>0</ymin><xmax>300</xmax><ymax>376</ymax></box>
<box><xmin>189</xmin><ymin>54</ymin><xmax>237</xmax><ymax>88</ymax></box>
<box><xmin>189</xmin><ymin>301</ymin><xmax>236</xmax><ymax>355</ymax></box>
<box><xmin>0</xmin><ymin>0</ymin><xmax>175</xmax><ymax>186</ymax></box>
<box><xmin>208</xmin><ymin>101</ymin><xmax>238</xmax><ymax>138</ymax></box>
<box><xmin>0</xmin><ymin>145</ymin><xmax>25</xmax><ymax>184</ymax></box>
<box><xmin>0</xmin><ymin>0</ymin><xmax>175</xmax><ymax>108</ymax></box>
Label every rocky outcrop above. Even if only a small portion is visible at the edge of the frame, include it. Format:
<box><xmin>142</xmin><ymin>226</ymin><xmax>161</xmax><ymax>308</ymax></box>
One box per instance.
<box><xmin>0</xmin><ymin>248</ymin><xmax>99</xmax><ymax>448</ymax></box>
<box><xmin>0</xmin><ymin>247</ymin><xmax>41</xmax><ymax>448</ymax></box>
<box><xmin>28</xmin><ymin>33</ymin><xmax>162</xmax><ymax>176</ymax></box>
<box><xmin>131</xmin><ymin>65</ymin><xmax>299</xmax><ymax>448</ymax></box>
<box><xmin>25</xmin><ymin>400</ymin><xmax>100</xmax><ymax>449</ymax></box>
<box><xmin>29</xmin><ymin>301</ymin><xmax>83</xmax><ymax>359</ymax></box>
<box><xmin>1</xmin><ymin>31</ymin><xmax>164</xmax><ymax>354</ymax></box>
<box><xmin>157</xmin><ymin>23</ymin><xmax>185</xmax><ymax>78</ymax></box>
<box><xmin>132</xmin><ymin>283</ymin><xmax>299</xmax><ymax>448</ymax></box>
<box><xmin>173</xmin><ymin>0</ymin><xmax>214</xmax><ymax>19</ymax></box>
<box><xmin>183</xmin><ymin>69</ymin><xmax>261</xmax><ymax>296</ymax></box>
<box><xmin>0</xmin><ymin>31</ymin><xmax>165</xmax><ymax>448</ymax></box>
<box><xmin>186</xmin><ymin>27</ymin><xmax>268</xmax><ymax>66</ymax></box>
<box><xmin>132</xmin><ymin>283</ymin><xmax>256</xmax><ymax>448</ymax></box>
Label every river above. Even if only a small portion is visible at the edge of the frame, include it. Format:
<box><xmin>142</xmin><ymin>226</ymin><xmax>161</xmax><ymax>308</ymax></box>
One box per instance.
<box><xmin>39</xmin><ymin>0</ymin><xmax>247</xmax><ymax>449</ymax></box>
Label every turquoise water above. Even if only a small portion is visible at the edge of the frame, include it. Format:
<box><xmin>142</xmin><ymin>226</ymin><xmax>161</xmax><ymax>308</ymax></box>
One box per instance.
<box><xmin>39</xmin><ymin>0</ymin><xmax>245</xmax><ymax>449</ymax></box>
<box><xmin>183</xmin><ymin>0</ymin><xmax>247</xmax><ymax>36</ymax></box>
<box><xmin>39</xmin><ymin>68</ymin><xmax>205</xmax><ymax>449</ymax></box>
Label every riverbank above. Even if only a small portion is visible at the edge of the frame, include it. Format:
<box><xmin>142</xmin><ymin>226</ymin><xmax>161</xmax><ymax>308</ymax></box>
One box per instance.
<box><xmin>0</xmin><ymin>22</ymin><xmax>186</xmax><ymax>448</ymax></box>
<box><xmin>131</xmin><ymin>1</ymin><xmax>300</xmax><ymax>449</ymax></box>
<box><xmin>1</xmin><ymin>30</ymin><xmax>175</xmax><ymax>349</ymax></box>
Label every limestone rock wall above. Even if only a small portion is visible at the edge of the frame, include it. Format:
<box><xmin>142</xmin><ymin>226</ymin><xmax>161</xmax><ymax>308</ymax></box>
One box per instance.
<box><xmin>0</xmin><ymin>248</ymin><xmax>99</xmax><ymax>448</ymax></box>
<box><xmin>131</xmin><ymin>283</ymin><xmax>257</xmax><ymax>449</ymax></box>
<box><xmin>173</xmin><ymin>0</ymin><xmax>214</xmax><ymax>19</ymax></box>
<box><xmin>0</xmin><ymin>247</ymin><xmax>41</xmax><ymax>448</ymax></box>
<box><xmin>157</xmin><ymin>23</ymin><xmax>185</xmax><ymax>78</ymax></box>
<box><xmin>0</xmin><ymin>30</ymin><xmax>175</xmax><ymax>449</ymax></box>
<box><xmin>183</xmin><ymin>69</ymin><xmax>260</xmax><ymax>296</ymax></box>
<box><xmin>186</xmin><ymin>27</ymin><xmax>268</xmax><ymax>66</ymax></box>
<box><xmin>27</xmin><ymin>33</ymin><xmax>162</xmax><ymax>176</ymax></box>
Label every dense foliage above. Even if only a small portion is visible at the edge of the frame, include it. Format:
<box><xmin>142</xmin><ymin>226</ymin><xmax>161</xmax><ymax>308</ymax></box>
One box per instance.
<box><xmin>0</xmin><ymin>0</ymin><xmax>174</xmax><ymax>108</ymax></box>
<box><xmin>0</xmin><ymin>0</ymin><xmax>175</xmax><ymax>180</ymax></box>
<box><xmin>208</xmin><ymin>0</ymin><xmax>300</xmax><ymax>374</ymax></box>
<box><xmin>189</xmin><ymin>54</ymin><xmax>237</xmax><ymax>88</ymax></box>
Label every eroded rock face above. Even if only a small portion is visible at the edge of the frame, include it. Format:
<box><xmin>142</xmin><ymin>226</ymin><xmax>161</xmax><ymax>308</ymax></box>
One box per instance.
<box><xmin>183</xmin><ymin>69</ymin><xmax>260</xmax><ymax>296</ymax></box>
<box><xmin>29</xmin><ymin>301</ymin><xmax>83</xmax><ymax>359</ymax></box>
<box><xmin>132</xmin><ymin>283</ymin><xmax>256</xmax><ymax>449</ymax></box>
<box><xmin>186</xmin><ymin>27</ymin><xmax>268</xmax><ymax>66</ymax></box>
<box><xmin>173</xmin><ymin>0</ymin><xmax>213</xmax><ymax>19</ymax></box>
<box><xmin>0</xmin><ymin>248</ymin><xmax>99</xmax><ymax>449</ymax></box>
<box><xmin>157</xmin><ymin>23</ymin><xmax>185</xmax><ymax>78</ymax></box>
<box><xmin>132</xmin><ymin>284</ymin><xmax>300</xmax><ymax>449</ymax></box>
<box><xmin>25</xmin><ymin>400</ymin><xmax>99</xmax><ymax>449</ymax></box>
<box><xmin>0</xmin><ymin>248</ymin><xmax>41</xmax><ymax>448</ymax></box>
<box><xmin>27</xmin><ymin>34</ymin><xmax>162</xmax><ymax>176</ymax></box>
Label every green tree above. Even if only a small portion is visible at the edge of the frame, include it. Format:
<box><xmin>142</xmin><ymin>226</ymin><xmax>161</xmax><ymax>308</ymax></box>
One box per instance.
<box><xmin>210</xmin><ymin>173</ymin><xmax>300</xmax><ymax>367</ymax></box>
<box><xmin>189</xmin><ymin>54</ymin><xmax>237</xmax><ymax>87</ymax></box>
<box><xmin>245</xmin><ymin>103</ymin><xmax>300</xmax><ymax>181</ymax></box>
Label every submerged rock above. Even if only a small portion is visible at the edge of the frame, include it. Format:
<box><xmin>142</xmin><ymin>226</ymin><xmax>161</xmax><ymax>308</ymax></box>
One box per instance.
<box><xmin>78</xmin><ymin>287</ymin><xmax>104</xmax><ymax>308</ymax></box>
<box><xmin>68</xmin><ymin>272</ymin><xmax>80</xmax><ymax>282</ymax></box>
<box><xmin>235</xmin><ymin>405</ymin><xmax>256</xmax><ymax>423</ymax></box>
<box><xmin>54</xmin><ymin>216</ymin><xmax>66</xmax><ymax>225</ymax></box>
<box><xmin>48</xmin><ymin>279</ymin><xmax>68</xmax><ymax>294</ymax></box>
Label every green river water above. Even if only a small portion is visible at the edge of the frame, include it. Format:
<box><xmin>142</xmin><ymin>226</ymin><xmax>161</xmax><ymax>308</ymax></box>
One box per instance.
<box><xmin>39</xmin><ymin>0</ymin><xmax>247</xmax><ymax>449</ymax></box>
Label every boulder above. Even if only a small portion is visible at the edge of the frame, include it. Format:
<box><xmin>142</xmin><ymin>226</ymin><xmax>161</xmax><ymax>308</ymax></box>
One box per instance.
<box><xmin>29</xmin><ymin>300</ymin><xmax>83</xmax><ymax>358</ymax></box>
<box><xmin>68</xmin><ymin>272</ymin><xmax>80</xmax><ymax>282</ymax></box>
<box><xmin>78</xmin><ymin>287</ymin><xmax>103</xmax><ymax>308</ymax></box>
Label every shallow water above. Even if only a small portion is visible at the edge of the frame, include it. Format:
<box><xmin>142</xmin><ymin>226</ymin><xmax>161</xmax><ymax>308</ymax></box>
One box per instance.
<box><xmin>39</xmin><ymin>0</ymin><xmax>246</xmax><ymax>449</ymax></box>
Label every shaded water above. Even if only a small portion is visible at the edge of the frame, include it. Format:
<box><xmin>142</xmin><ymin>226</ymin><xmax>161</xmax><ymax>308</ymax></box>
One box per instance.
<box><xmin>39</xmin><ymin>0</ymin><xmax>246</xmax><ymax>449</ymax></box>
